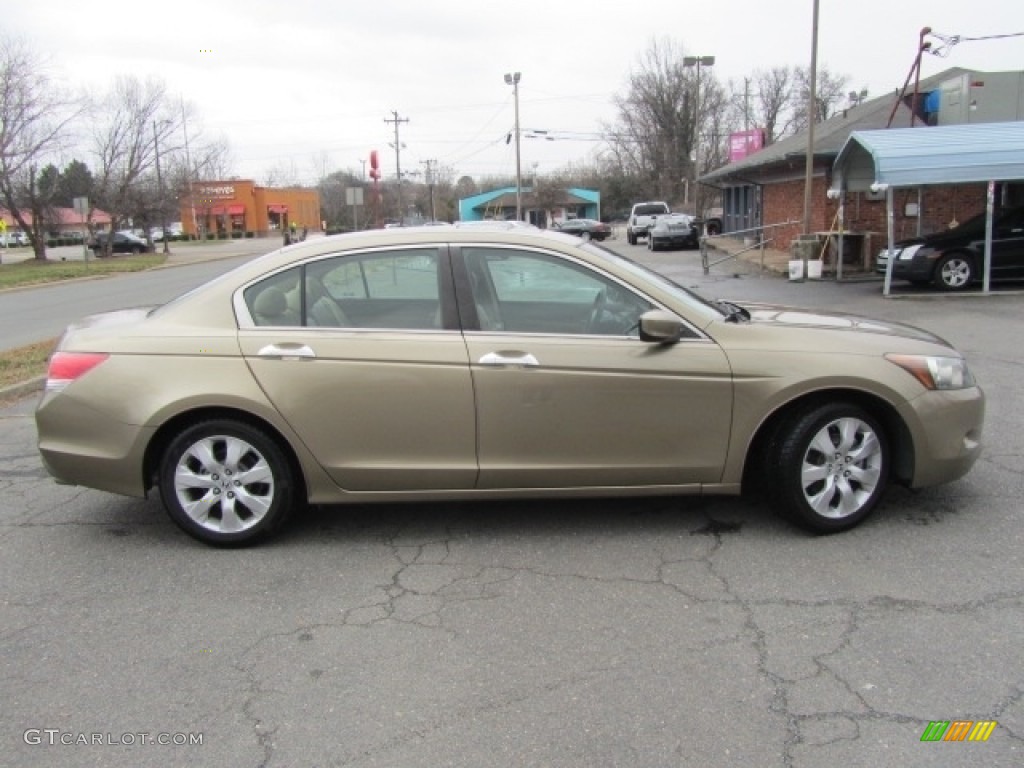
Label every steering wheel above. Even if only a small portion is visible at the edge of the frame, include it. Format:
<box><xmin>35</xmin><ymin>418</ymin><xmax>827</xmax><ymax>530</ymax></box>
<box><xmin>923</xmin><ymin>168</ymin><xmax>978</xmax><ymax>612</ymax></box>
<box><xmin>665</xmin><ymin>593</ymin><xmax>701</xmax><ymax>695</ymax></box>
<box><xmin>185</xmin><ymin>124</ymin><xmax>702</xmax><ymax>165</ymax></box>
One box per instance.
<box><xmin>586</xmin><ymin>288</ymin><xmax>608</xmax><ymax>333</ymax></box>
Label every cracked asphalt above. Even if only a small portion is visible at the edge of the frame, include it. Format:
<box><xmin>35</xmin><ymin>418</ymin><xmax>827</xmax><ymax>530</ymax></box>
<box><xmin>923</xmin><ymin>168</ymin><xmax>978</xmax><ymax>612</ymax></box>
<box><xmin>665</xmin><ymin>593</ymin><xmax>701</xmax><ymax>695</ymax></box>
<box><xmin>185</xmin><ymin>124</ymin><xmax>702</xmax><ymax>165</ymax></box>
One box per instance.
<box><xmin>1</xmin><ymin>245</ymin><xmax>1022</xmax><ymax>767</ymax></box>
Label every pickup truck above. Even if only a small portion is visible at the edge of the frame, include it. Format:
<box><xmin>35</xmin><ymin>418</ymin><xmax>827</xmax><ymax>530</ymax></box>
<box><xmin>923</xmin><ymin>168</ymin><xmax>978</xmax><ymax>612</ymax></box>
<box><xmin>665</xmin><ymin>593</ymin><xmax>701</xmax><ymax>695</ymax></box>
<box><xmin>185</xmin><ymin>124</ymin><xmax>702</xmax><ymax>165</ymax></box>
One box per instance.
<box><xmin>626</xmin><ymin>201</ymin><xmax>670</xmax><ymax>245</ymax></box>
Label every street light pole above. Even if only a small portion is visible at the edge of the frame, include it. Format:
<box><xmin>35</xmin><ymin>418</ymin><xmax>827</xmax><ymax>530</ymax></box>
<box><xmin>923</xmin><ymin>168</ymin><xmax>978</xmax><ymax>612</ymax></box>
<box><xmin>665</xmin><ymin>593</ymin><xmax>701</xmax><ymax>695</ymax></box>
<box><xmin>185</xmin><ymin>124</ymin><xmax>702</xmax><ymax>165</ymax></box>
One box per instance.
<box><xmin>152</xmin><ymin>120</ymin><xmax>170</xmax><ymax>254</ymax></box>
<box><xmin>504</xmin><ymin>72</ymin><xmax>522</xmax><ymax>221</ymax></box>
<box><xmin>683</xmin><ymin>56</ymin><xmax>714</xmax><ymax>219</ymax></box>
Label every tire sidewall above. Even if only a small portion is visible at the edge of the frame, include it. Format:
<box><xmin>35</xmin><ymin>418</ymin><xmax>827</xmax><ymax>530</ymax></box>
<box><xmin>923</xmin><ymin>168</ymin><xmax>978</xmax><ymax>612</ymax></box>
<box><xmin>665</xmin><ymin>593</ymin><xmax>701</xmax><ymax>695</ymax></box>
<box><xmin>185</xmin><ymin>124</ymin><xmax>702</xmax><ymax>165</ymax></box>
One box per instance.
<box><xmin>158</xmin><ymin>419</ymin><xmax>293</xmax><ymax>545</ymax></box>
<box><xmin>771</xmin><ymin>403</ymin><xmax>889</xmax><ymax>533</ymax></box>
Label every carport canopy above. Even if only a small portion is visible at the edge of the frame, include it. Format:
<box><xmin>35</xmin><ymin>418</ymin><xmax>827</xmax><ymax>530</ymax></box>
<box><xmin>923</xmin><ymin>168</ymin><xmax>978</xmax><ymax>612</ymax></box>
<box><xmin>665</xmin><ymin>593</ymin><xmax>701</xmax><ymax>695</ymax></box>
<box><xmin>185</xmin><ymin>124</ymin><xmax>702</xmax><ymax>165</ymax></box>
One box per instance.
<box><xmin>832</xmin><ymin>120</ymin><xmax>1024</xmax><ymax>192</ymax></box>
<box><xmin>830</xmin><ymin>121</ymin><xmax>1024</xmax><ymax>293</ymax></box>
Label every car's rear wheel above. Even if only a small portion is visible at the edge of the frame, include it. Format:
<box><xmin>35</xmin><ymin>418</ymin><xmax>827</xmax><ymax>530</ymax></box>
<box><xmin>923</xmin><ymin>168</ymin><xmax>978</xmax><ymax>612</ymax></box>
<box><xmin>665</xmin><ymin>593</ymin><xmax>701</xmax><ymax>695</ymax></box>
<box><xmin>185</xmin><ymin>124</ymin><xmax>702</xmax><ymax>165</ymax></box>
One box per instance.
<box><xmin>581</xmin><ymin>231</ymin><xmax>592</xmax><ymax>241</ymax></box>
<box><xmin>131</xmin><ymin>245</ymin><xmax>143</xmax><ymax>255</ymax></box>
<box><xmin>933</xmin><ymin>253</ymin><xmax>973</xmax><ymax>291</ymax></box>
<box><xmin>770</xmin><ymin>403</ymin><xmax>889</xmax><ymax>533</ymax></box>
<box><xmin>158</xmin><ymin>419</ymin><xmax>294</xmax><ymax>545</ymax></box>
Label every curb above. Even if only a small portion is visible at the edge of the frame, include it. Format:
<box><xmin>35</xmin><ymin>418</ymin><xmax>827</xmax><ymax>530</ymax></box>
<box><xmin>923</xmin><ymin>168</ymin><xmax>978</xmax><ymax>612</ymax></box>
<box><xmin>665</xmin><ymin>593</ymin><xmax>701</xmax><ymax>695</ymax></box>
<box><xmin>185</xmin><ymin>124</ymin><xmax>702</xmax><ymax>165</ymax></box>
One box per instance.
<box><xmin>0</xmin><ymin>375</ymin><xmax>45</xmax><ymax>402</ymax></box>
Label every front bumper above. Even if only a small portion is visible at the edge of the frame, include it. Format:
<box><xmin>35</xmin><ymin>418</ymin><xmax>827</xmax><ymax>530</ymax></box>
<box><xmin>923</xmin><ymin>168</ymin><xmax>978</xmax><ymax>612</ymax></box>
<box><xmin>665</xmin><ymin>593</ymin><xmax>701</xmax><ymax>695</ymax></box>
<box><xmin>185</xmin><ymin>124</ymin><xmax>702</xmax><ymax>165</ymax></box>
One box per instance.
<box><xmin>875</xmin><ymin>251</ymin><xmax>936</xmax><ymax>281</ymax></box>
<box><xmin>899</xmin><ymin>385</ymin><xmax>985</xmax><ymax>488</ymax></box>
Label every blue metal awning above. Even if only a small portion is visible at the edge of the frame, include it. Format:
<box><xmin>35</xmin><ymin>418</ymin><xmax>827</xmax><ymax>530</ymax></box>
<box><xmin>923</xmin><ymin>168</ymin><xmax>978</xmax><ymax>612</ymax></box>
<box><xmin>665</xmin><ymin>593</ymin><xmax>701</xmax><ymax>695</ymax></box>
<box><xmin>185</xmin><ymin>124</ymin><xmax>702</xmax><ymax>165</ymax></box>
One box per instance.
<box><xmin>832</xmin><ymin>121</ymin><xmax>1024</xmax><ymax>191</ymax></box>
<box><xmin>831</xmin><ymin>121</ymin><xmax>1024</xmax><ymax>294</ymax></box>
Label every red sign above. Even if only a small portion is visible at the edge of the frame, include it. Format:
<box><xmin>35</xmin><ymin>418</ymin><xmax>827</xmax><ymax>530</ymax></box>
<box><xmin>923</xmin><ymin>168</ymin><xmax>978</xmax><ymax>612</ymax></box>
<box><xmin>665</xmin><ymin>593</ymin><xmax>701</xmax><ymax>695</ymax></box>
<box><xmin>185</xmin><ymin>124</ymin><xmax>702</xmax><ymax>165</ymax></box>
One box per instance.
<box><xmin>729</xmin><ymin>129</ymin><xmax>765</xmax><ymax>162</ymax></box>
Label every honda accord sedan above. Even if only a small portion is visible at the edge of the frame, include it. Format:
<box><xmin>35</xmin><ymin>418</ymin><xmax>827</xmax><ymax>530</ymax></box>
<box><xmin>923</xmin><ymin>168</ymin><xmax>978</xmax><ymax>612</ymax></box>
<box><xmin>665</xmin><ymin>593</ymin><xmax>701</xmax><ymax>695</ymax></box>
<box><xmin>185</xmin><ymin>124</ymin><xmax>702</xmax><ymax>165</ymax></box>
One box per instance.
<box><xmin>37</xmin><ymin>226</ymin><xmax>985</xmax><ymax>545</ymax></box>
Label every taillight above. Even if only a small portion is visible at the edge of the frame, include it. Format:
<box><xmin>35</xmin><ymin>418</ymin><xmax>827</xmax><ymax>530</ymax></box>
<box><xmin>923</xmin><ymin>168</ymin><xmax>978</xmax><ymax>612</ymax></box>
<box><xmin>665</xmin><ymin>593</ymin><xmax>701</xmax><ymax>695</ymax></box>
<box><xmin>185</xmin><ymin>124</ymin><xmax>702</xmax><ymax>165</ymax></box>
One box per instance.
<box><xmin>46</xmin><ymin>352</ymin><xmax>110</xmax><ymax>392</ymax></box>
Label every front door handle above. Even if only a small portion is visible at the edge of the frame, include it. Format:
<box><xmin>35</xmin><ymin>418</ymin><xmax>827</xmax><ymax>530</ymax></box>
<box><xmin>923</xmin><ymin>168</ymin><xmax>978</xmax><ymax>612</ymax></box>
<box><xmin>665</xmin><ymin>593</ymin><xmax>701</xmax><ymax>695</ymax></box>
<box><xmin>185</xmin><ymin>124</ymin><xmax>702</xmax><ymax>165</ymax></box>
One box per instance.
<box><xmin>257</xmin><ymin>343</ymin><xmax>316</xmax><ymax>360</ymax></box>
<box><xmin>478</xmin><ymin>351</ymin><xmax>539</xmax><ymax>368</ymax></box>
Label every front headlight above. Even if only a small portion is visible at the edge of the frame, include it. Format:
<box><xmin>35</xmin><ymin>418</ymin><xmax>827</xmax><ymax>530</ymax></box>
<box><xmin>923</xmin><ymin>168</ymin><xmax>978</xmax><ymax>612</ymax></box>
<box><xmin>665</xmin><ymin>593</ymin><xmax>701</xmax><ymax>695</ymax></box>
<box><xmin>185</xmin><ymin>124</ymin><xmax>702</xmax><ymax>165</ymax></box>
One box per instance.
<box><xmin>898</xmin><ymin>244</ymin><xmax>922</xmax><ymax>261</ymax></box>
<box><xmin>886</xmin><ymin>354</ymin><xmax>976</xmax><ymax>390</ymax></box>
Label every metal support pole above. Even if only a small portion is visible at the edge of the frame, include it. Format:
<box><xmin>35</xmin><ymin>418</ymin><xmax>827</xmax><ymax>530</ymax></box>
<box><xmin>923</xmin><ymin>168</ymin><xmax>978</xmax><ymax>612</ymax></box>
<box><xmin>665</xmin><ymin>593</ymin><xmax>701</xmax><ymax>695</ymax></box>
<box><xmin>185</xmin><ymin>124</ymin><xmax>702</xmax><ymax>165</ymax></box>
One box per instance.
<box><xmin>883</xmin><ymin>187</ymin><xmax>895</xmax><ymax>296</ymax></box>
<box><xmin>983</xmin><ymin>181</ymin><xmax>995</xmax><ymax>293</ymax></box>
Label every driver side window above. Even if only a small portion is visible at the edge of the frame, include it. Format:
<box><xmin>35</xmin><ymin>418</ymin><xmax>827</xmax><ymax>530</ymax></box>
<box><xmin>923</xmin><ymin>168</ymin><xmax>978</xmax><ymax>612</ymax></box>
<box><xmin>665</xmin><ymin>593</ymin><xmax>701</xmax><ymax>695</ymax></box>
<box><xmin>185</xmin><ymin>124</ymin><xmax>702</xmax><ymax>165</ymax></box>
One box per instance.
<box><xmin>462</xmin><ymin>248</ymin><xmax>653</xmax><ymax>336</ymax></box>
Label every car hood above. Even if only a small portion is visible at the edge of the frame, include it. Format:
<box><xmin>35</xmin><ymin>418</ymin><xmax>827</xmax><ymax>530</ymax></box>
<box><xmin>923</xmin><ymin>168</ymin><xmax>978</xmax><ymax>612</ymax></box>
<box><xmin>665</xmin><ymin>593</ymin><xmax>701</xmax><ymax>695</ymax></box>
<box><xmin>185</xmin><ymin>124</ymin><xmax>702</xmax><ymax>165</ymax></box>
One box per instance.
<box><xmin>743</xmin><ymin>304</ymin><xmax>951</xmax><ymax>346</ymax></box>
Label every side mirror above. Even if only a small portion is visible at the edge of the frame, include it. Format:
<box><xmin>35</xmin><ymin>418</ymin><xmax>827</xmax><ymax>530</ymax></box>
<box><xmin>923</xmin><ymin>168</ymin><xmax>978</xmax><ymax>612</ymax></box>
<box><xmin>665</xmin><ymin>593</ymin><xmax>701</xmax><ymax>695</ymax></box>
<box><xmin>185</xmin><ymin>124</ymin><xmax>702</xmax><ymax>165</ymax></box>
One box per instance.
<box><xmin>638</xmin><ymin>310</ymin><xmax>684</xmax><ymax>343</ymax></box>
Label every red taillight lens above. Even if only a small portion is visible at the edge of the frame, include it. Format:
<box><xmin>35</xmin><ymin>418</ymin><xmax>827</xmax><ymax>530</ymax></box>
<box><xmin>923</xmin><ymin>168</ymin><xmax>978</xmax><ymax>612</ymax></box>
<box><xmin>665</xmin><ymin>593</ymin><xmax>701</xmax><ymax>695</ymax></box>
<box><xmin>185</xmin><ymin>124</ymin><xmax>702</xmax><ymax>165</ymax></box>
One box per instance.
<box><xmin>46</xmin><ymin>352</ymin><xmax>110</xmax><ymax>391</ymax></box>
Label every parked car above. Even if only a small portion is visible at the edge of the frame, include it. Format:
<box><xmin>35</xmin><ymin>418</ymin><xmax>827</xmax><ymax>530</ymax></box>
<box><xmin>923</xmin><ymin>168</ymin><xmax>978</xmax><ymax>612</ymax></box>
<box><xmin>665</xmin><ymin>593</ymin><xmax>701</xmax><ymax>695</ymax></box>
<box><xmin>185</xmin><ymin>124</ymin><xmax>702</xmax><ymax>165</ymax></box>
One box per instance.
<box><xmin>37</xmin><ymin>225</ymin><xmax>984</xmax><ymax>545</ymax></box>
<box><xmin>1</xmin><ymin>231</ymin><xmax>30</xmax><ymax>247</ymax></box>
<box><xmin>648</xmin><ymin>213</ymin><xmax>700</xmax><ymax>251</ymax></box>
<box><xmin>553</xmin><ymin>218</ymin><xmax>612</xmax><ymax>241</ymax></box>
<box><xmin>90</xmin><ymin>231</ymin><xmax>151</xmax><ymax>255</ymax></box>
<box><xmin>626</xmin><ymin>201</ymin><xmax>671</xmax><ymax>244</ymax></box>
<box><xmin>876</xmin><ymin>206</ymin><xmax>1024</xmax><ymax>290</ymax></box>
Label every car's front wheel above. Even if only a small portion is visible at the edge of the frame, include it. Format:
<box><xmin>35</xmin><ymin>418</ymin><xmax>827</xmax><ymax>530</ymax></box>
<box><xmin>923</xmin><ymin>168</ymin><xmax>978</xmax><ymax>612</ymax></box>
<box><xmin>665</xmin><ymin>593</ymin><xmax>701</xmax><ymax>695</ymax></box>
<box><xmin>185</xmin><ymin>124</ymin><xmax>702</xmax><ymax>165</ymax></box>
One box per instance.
<box><xmin>158</xmin><ymin>419</ymin><xmax>294</xmax><ymax>545</ymax></box>
<box><xmin>933</xmin><ymin>252</ymin><xmax>973</xmax><ymax>291</ymax></box>
<box><xmin>770</xmin><ymin>403</ymin><xmax>889</xmax><ymax>533</ymax></box>
<box><xmin>580</xmin><ymin>231</ymin><xmax>592</xmax><ymax>241</ymax></box>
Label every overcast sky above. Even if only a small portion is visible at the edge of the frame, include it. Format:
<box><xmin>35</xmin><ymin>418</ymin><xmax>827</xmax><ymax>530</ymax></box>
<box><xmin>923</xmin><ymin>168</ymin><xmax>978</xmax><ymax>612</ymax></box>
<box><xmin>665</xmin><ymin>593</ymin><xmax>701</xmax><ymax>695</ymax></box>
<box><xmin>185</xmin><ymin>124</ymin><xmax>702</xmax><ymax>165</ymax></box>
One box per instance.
<box><xmin>8</xmin><ymin>0</ymin><xmax>1024</xmax><ymax>186</ymax></box>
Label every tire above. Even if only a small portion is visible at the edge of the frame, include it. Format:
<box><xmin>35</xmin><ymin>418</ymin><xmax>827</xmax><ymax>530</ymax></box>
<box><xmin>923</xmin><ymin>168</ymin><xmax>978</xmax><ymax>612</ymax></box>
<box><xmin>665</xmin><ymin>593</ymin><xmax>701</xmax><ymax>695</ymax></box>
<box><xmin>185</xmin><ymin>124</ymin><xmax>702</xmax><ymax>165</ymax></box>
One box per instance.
<box><xmin>627</xmin><ymin>232</ymin><xmax>637</xmax><ymax>245</ymax></box>
<box><xmin>769</xmin><ymin>403</ymin><xmax>888</xmax><ymax>533</ymax></box>
<box><xmin>581</xmin><ymin>231</ymin><xmax>592</xmax><ymax>242</ymax></box>
<box><xmin>705</xmin><ymin>219</ymin><xmax>722</xmax><ymax>236</ymax></box>
<box><xmin>131</xmin><ymin>245</ymin><xmax>144</xmax><ymax>255</ymax></box>
<box><xmin>932</xmin><ymin>253</ymin><xmax>973</xmax><ymax>291</ymax></box>
<box><xmin>648</xmin><ymin>237</ymin><xmax>656</xmax><ymax>251</ymax></box>
<box><xmin>158</xmin><ymin>419</ymin><xmax>294</xmax><ymax>545</ymax></box>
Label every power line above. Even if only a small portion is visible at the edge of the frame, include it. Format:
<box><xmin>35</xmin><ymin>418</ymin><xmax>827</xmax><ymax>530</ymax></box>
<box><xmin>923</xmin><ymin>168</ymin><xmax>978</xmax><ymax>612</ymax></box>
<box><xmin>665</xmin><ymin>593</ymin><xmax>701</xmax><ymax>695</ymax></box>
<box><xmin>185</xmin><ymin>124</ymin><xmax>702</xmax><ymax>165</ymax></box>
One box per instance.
<box><xmin>926</xmin><ymin>30</ymin><xmax>1024</xmax><ymax>57</ymax></box>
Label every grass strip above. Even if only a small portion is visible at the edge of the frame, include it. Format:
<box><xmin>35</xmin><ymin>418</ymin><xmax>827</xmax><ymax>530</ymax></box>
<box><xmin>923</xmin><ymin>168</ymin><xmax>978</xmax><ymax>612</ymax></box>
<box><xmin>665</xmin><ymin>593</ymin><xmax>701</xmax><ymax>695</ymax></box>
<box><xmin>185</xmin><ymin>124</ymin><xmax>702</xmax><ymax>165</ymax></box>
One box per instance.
<box><xmin>0</xmin><ymin>253</ymin><xmax>166</xmax><ymax>290</ymax></box>
<box><xmin>0</xmin><ymin>337</ymin><xmax>58</xmax><ymax>390</ymax></box>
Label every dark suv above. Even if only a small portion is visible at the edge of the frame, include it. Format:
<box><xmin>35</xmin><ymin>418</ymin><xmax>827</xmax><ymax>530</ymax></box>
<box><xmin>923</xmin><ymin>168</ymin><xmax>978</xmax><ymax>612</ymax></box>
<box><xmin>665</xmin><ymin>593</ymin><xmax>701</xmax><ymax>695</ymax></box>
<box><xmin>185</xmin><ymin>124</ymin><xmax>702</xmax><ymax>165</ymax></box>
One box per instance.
<box><xmin>90</xmin><ymin>231</ymin><xmax>151</xmax><ymax>256</ymax></box>
<box><xmin>876</xmin><ymin>207</ymin><xmax>1024</xmax><ymax>290</ymax></box>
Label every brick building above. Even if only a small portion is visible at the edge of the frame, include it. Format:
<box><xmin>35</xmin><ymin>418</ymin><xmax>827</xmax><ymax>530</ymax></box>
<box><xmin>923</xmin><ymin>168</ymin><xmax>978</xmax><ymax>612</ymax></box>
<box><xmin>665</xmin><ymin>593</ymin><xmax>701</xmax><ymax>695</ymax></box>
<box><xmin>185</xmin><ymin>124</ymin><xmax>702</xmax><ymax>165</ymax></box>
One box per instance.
<box><xmin>180</xmin><ymin>180</ymin><xmax>321</xmax><ymax>239</ymax></box>
<box><xmin>701</xmin><ymin>67</ymin><xmax>1024</xmax><ymax>262</ymax></box>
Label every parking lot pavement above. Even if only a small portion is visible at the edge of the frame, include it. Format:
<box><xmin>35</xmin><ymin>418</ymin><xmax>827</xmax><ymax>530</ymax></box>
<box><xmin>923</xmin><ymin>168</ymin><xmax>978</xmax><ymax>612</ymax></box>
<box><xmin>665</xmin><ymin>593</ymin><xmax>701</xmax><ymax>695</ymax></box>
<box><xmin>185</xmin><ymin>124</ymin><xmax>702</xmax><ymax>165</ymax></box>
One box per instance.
<box><xmin>2</xmin><ymin>241</ymin><xmax>1022</xmax><ymax>767</ymax></box>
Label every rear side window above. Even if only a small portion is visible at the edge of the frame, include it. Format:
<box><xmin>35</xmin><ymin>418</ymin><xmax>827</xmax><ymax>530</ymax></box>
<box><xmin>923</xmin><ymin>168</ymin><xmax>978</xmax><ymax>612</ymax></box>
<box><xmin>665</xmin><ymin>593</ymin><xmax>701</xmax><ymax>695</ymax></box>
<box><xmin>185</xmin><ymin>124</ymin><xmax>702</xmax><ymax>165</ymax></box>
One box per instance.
<box><xmin>244</xmin><ymin>249</ymin><xmax>442</xmax><ymax>330</ymax></box>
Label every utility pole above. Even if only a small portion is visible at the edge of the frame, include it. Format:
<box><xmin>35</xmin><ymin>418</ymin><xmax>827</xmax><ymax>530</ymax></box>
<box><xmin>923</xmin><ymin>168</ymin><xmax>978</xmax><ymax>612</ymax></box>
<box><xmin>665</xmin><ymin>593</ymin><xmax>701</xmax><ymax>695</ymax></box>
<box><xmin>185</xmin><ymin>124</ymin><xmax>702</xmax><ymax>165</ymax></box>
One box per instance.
<box><xmin>422</xmin><ymin>159</ymin><xmax>437</xmax><ymax>222</ymax></box>
<box><xmin>802</xmin><ymin>0</ymin><xmax>819</xmax><ymax>236</ymax></box>
<box><xmin>504</xmin><ymin>72</ymin><xmax>522</xmax><ymax>220</ymax></box>
<box><xmin>384</xmin><ymin>111</ymin><xmax>409</xmax><ymax>223</ymax></box>
<box><xmin>181</xmin><ymin>98</ymin><xmax>198</xmax><ymax>241</ymax></box>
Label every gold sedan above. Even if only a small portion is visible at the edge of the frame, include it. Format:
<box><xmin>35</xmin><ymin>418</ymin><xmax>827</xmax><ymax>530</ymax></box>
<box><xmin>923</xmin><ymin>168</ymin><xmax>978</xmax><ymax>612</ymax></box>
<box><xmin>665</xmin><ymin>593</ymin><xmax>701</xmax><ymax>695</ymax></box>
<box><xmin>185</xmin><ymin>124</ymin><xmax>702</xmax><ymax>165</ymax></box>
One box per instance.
<box><xmin>36</xmin><ymin>226</ymin><xmax>984</xmax><ymax>544</ymax></box>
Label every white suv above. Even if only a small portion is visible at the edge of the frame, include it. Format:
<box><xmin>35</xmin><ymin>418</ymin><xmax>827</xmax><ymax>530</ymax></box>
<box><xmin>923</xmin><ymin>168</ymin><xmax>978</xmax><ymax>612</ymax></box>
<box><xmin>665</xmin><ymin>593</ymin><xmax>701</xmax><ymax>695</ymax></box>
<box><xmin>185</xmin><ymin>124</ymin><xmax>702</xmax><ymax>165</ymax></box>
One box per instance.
<box><xmin>626</xmin><ymin>201</ymin><xmax>670</xmax><ymax>245</ymax></box>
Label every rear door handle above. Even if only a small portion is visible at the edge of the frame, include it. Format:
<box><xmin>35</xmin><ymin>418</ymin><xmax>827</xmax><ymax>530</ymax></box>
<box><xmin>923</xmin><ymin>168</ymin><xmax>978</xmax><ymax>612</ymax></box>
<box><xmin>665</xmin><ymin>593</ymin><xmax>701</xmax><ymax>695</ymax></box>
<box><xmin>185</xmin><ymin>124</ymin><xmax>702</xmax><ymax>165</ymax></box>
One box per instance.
<box><xmin>478</xmin><ymin>352</ymin><xmax>539</xmax><ymax>368</ymax></box>
<box><xmin>257</xmin><ymin>343</ymin><xmax>316</xmax><ymax>360</ymax></box>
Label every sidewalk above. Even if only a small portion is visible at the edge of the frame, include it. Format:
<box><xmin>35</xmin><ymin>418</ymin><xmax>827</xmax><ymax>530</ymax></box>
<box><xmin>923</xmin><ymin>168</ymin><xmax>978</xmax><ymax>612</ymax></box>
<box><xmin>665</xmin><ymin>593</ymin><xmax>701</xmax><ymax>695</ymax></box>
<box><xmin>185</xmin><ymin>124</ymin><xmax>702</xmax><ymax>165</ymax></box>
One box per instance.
<box><xmin>700</xmin><ymin>234</ymin><xmax>882</xmax><ymax>282</ymax></box>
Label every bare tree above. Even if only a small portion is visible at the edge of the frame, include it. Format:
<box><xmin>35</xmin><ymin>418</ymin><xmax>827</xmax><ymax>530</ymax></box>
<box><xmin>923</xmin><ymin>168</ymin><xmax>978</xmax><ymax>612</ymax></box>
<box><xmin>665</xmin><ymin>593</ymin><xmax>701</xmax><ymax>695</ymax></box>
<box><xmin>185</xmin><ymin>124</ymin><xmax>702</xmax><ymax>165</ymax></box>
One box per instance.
<box><xmin>792</xmin><ymin>65</ymin><xmax>850</xmax><ymax>131</ymax></box>
<box><xmin>0</xmin><ymin>35</ymin><xmax>81</xmax><ymax>259</ymax></box>
<box><xmin>262</xmin><ymin>160</ymin><xmax>302</xmax><ymax>188</ymax></box>
<box><xmin>605</xmin><ymin>37</ymin><xmax>712</xmax><ymax>205</ymax></box>
<box><xmin>732</xmin><ymin>67</ymin><xmax>798</xmax><ymax>144</ymax></box>
<box><xmin>88</xmin><ymin>76</ymin><xmax>180</xmax><ymax>255</ymax></box>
